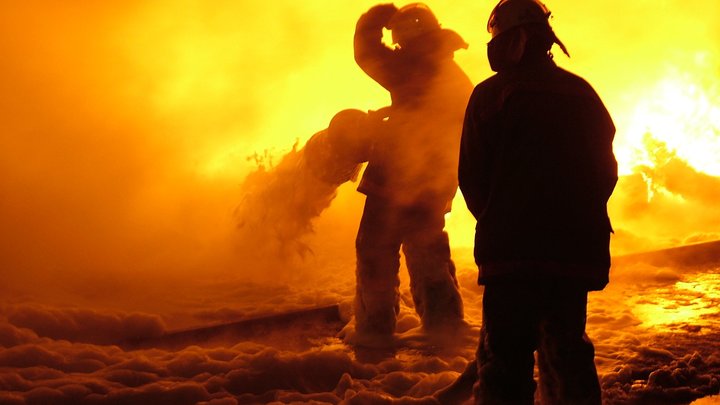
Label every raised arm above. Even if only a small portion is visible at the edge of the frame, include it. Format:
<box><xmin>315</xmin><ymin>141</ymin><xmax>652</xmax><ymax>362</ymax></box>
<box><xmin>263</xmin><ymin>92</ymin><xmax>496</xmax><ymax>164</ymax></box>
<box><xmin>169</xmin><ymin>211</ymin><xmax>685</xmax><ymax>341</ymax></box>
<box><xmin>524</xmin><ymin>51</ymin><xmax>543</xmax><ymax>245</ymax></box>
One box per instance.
<box><xmin>354</xmin><ymin>4</ymin><xmax>402</xmax><ymax>92</ymax></box>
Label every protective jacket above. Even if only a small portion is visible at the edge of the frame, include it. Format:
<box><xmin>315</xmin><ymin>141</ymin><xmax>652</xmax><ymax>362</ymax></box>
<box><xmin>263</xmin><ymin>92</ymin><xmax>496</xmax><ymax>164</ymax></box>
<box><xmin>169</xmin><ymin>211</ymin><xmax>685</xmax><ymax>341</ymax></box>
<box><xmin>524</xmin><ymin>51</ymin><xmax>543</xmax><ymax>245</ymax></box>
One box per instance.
<box><xmin>354</xmin><ymin>5</ymin><xmax>473</xmax><ymax>208</ymax></box>
<box><xmin>459</xmin><ymin>57</ymin><xmax>617</xmax><ymax>290</ymax></box>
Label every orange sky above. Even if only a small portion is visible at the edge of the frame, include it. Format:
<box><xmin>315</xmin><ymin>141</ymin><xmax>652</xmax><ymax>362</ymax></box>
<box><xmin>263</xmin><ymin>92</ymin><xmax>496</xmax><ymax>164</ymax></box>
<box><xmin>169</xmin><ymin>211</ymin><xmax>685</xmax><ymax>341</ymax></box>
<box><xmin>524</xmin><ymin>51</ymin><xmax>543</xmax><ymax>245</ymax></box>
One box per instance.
<box><xmin>1</xmin><ymin>1</ymin><xmax>719</xmax><ymax>286</ymax></box>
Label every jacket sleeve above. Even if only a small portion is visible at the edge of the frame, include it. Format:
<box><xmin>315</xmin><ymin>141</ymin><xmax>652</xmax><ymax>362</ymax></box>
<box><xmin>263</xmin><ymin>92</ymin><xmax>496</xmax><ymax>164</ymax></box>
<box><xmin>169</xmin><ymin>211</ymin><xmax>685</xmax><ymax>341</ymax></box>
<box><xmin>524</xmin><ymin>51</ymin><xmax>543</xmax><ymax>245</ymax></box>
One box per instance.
<box><xmin>597</xmin><ymin>102</ymin><xmax>618</xmax><ymax>203</ymax></box>
<box><xmin>585</xmin><ymin>87</ymin><xmax>618</xmax><ymax>204</ymax></box>
<box><xmin>354</xmin><ymin>5</ymin><xmax>402</xmax><ymax>92</ymax></box>
<box><xmin>458</xmin><ymin>88</ymin><xmax>491</xmax><ymax>220</ymax></box>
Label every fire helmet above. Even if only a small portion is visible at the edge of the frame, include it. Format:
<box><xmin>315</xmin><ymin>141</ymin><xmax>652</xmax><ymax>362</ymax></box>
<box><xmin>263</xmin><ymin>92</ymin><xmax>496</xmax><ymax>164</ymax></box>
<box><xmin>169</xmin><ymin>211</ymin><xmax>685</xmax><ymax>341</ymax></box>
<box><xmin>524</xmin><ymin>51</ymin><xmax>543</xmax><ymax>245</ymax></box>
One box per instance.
<box><xmin>387</xmin><ymin>3</ymin><xmax>441</xmax><ymax>46</ymax></box>
<box><xmin>487</xmin><ymin>0</ymin><xmax>569</xmax><ymax>56</ymax></box>
<box><xmin>327</xmin><ymin>109</ymin><xmax>372</xmax><ymax>163</ymax></box>
<box><xmin>487</xmin><ymin>0</ymin><xmax>551</xmax><ymax>38</ymax></box>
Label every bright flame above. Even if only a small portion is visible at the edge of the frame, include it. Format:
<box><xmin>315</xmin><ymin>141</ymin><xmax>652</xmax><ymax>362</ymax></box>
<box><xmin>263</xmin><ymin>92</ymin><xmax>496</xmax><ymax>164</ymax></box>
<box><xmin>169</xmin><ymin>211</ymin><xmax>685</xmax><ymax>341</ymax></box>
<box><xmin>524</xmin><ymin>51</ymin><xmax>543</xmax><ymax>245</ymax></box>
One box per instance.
<box><xmin>617</xmin><ymin>53</ymin><xmax>720</xmax><ymax>177</ymax></box>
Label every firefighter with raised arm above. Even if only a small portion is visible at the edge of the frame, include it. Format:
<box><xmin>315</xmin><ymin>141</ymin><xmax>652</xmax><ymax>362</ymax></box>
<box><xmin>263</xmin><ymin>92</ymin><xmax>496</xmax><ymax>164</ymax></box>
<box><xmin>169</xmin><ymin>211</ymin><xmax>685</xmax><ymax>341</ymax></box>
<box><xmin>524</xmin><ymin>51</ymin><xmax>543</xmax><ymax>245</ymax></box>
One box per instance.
<box><xmin>345</xmin><ymin>3</ymin><xmax>473</xmax><ymax>346</ymax></box>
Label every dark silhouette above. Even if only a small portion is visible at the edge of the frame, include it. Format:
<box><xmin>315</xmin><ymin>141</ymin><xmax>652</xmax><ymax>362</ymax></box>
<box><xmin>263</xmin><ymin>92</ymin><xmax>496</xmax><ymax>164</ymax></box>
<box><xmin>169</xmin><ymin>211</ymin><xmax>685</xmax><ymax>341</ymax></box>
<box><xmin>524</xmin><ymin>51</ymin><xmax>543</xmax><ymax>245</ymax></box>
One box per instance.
<box><xmin>346</xmin><ymin>3</ymin><xmax>473</xmax><ymax>344</ymax></box>
<box><xmin>457</xmin><ymin>0</ymin><xmax>617</xmax><ymax>403</ymax></box>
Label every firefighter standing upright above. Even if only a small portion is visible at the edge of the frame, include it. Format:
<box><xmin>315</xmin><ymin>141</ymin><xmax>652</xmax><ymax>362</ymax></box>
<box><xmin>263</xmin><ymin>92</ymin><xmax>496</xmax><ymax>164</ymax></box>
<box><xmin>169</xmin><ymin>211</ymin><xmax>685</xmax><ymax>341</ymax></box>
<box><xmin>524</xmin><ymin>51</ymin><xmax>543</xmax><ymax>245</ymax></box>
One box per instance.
<box><xmin>348</xmin><ymin>3</ymin><xmax>473</xmax><ymax>344</ymax></box>
<box><xmin>459</xmin><ymin>0</ymin><xmax>617</xmax><ymax>403</ymax></box>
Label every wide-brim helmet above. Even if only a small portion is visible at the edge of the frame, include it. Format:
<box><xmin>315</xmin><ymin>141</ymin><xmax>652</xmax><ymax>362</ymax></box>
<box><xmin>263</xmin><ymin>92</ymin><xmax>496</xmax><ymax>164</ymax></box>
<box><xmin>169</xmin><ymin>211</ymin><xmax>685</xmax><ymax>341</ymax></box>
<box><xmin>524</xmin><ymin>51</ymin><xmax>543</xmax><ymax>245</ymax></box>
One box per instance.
<box><xmin>487</xmin><ymin>0</ymin><xmax>550</xmax><ymax>38</ymax></box>
<box><xmin>487</xmin><ymin>0</ymin><xmax>569</xmax><ymax>56</ymax></box>
<box><xmin>387</xmin><ymin>3</ymin><xmax>441</xmax><ymax>46</ymax></box>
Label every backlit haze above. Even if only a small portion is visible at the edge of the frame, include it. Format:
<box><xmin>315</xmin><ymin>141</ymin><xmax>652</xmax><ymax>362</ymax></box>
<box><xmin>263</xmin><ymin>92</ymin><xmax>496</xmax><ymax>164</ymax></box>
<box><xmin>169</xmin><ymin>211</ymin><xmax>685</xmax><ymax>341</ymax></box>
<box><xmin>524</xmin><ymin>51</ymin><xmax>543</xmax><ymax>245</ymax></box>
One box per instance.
<box><xmin>1</xmin><ymin>1</ymin><xmax>719</xmax><ymax>404</ymax></box>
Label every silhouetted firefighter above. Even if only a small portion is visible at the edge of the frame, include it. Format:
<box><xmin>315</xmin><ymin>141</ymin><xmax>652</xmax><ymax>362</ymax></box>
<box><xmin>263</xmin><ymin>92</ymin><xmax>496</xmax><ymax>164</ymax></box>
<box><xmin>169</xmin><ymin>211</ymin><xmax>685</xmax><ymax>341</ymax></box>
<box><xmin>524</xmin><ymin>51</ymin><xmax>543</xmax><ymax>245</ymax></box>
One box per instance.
<box><xmin>345</xmin><ymin>3</ymin><xmax>473</xmax><ymax>345</ymax></box>
<box><xmin>447</xmin><ymin>0</ymin><xmax>618</xmax><ymax>403</ymax></box>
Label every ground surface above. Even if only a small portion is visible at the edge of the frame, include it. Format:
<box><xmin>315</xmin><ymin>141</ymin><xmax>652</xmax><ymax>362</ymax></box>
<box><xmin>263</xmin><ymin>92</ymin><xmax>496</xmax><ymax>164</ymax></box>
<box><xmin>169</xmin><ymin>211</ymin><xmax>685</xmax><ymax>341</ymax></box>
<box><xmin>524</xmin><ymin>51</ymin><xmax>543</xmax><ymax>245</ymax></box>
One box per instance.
<box><xmin>1</xmin><ymin>244</ymin><xmax>720</xmax><ymax>404</ymax></box>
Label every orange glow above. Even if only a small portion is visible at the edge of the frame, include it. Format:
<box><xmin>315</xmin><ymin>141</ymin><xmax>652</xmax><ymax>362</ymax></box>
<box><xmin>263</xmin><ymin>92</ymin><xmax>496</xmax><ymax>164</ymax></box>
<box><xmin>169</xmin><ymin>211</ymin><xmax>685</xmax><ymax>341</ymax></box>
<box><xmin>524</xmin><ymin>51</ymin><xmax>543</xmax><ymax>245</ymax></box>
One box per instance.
<box><xmin>618</xmin><ymin>55</ymin><xmax>720</xmax><ymax>177</ymax></box>
<box><xmin>632</xmin><ymin>271</ymin><xmax>720</xmax><ymax>331</ymax></box>
<box><xmin>0</xmin><ymin>0</ymin><xmax>718</xmax><ymax>281</ymax></box>
<box><xmin>1</xmin><ymin>3</ymin><xmax>720</xmax><ymax>404</ymax></box>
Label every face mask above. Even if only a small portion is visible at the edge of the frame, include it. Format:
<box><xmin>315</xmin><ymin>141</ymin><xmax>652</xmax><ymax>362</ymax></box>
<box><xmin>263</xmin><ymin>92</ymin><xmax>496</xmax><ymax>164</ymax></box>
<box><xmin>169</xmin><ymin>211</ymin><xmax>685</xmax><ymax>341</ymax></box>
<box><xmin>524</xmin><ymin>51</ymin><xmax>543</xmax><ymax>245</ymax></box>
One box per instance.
<box><xmin>486</xmin><ymin>28</ymin><xmax>527</xmax><ymax>72</ymax></box>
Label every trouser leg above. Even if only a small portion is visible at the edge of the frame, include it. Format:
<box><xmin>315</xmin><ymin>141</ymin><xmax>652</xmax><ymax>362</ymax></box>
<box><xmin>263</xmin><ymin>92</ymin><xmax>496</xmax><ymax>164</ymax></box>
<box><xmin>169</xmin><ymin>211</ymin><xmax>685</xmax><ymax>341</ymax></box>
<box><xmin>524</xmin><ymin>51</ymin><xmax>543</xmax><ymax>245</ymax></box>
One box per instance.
<box><xmin>403</xmin><ymin>228</ymin><xmax>463</xmax><ymax>329</ymax></box>
<box><xmin>474</xmin><ymin>284</ymin><xmax>537</xmax><ymax>405</ymax></box>
<box><xmin>354</xmin><ymin>198</ymin><xmax>402</xmax><ymax>336</ymax></box>
<box><xmin>537</xmin><ymin>286</ymin><xmax>601</xmax><ymax>405</ymax></box>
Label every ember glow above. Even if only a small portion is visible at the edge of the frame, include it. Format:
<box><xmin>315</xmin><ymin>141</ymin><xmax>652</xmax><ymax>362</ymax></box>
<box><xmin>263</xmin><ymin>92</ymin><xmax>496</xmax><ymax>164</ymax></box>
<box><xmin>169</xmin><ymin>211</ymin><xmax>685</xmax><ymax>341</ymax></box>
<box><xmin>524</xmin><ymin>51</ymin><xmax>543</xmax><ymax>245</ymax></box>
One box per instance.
<box><xmin>632</xmin><ymin>272</ymin><xmax>720</xmax><ymax>330</ymax></box>
<box><xmin>1</xmin><ymin>1</ymin><xmax>720</xmax><ymax>404</ymax></box>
